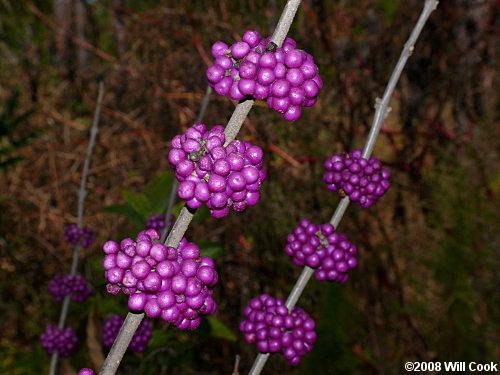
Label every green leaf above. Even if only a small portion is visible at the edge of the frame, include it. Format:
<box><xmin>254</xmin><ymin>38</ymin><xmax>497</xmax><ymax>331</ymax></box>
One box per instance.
<box><xmin>192</xmin><ymin>204</ymin><xmax>210</xmax><ymax>223</ymax></box>
<box><xmin>376</xmin><ymin>0</ymin><xmax>401</xmax><ymax>21</ymax></box>
<box><xmin>0</xmin><ymin>156</ymin><xmax>22</xmax><ymax>171</ymax></box>
<box><xmin>171</xmin><ymin>200</ymin><xmax>211</xmax><ymax>223</ymax></box>
<box><xmin>143</xmin><ymin>171</ymin><xmax>175</xmax><ymax>214</ymax></box>
<box><xmin>206</xmin><ymin>316</ymin><xmax>237</xmax><ymax>341</ymax></box>
<box><xmin>101</xmin><ymin>203</ymin><xmax>145</xmax><ymax>228</ymax></box>
<box><xmin>0</xmin><ymin>88</ymin><xmax>20</xmax><ymax>135</ymax></box>
<box><xmin>198</xmin><ymin>241</ymin><xmax>225</xmax><ymax>260</ymax></box>
<box><xmin>122</xmin><ymin>190</ymin><xmax>150</xmax><ymax>220</ymax></box>
<box><xmin>0</xmin><ymin>126</ymin><xmax>48</xmax><ymax>157</ymax></box>
<box><xmin>172</xmin><ymin>200</ymin><xmax>210</xmax><ymax>223</ymax></box>
<box><xmin>148</xmin><ymin>329</ymin><xmax>174</xmax><ymax>348</ymax></box>
<box><xmin>172</xmin><ymin>201</ymin><xmax>185</xmax><ymax>218</ymax></box>
<box><xmin>9</xmin><ymin>106</ymin><xmax>37</xmax><ymax>129</ymax></box>
<box><xmin>93</xmin><ymin>296</ymin><xmax>127</xmax><ymax>316</ymax></box>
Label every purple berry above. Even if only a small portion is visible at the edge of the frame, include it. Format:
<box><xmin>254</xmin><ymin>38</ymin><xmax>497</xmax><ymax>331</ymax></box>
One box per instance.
<box><xmin>242</xmin><ymin>30</ymin><xmax>262</xmax><ymax>48</ymax></box>
<box><xmin>259</xmin><ymin>52</ymin><xmax>278</xmax><ymax>68</ymax></box>
<box><xmin>211</xmin><ymin>41</ymin><xmax>229</xmax><ymax>58</ymax></box>
<box><xmin>323</xmin><ymin>150</ymin><xmax>390</xmax><ymax>206</ymax></box>
<box><xmin>284</xmin><ymin>50</ymin><xmax>304</xmax><ymax>68</ymax></box>
<box><xmin>40</xmin><ymin>325</ymin><xmax>78</xmax><ymax>357</ymax></box>
<box><xmin>231</xmin><ymin>41</ymin><xmax>250</xmax><ymax>59</ymax></box>
<box><xmin>206</xmin><ymin>65</ymin><xmax>225</xmax><ymax>84</ymax></box>
<box><xmin>238</xmin><ymin>78</ymin><xmax>256</xmax><ymax>95</ymax></box>
<box><xmin>284</xmin><ymin>219</ymin><xmax>358</xmax><ymax>282</ymax></box>
<box><xmin>64</xmin><ymin>224</ymin><xmax>94</xmax><ymax>248</ymax></box>
<box><xmin>239</xmin><ymin>295</ymin><xmax>316</xmax><ymax>364</ymax></box>
<box><xmin>257</xmin><ymin>68</ymin><xmax>275</xmax><ymax>86</ymax></box>
<box><xmin>271</xmin><ymin>79</ymin><xmax>291</xmax><ymax>98</ymax></box>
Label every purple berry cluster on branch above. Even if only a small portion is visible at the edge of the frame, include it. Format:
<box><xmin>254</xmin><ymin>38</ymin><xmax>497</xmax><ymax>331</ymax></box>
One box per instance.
<box><xmin>64</xmin><ymin>223</ymin><xmax>94</xmax><ymax>248</ymax></box>
<box><xmin>78</xmin><ymin>369</ymin><xmax>95</xmax><ymax>375</ymax></box>
<box><xmin>285</xmin><ymin>219</ymin><xmax>357</xmax><ymax>283</ymax></box>
<box><xmin>323</xmin><ymin>150</ymin><xmax>391</xmax><ymax>207</ymax></box>
<box><xmin>102</xmin><ymin>315</ymin><xmax>152</xmax><ymax>352</ymax></box>
<box><xmin>40</xmin><ymin>325</ymin><xmax>78</xmax><ymax>357</ymax></box>
<box><xmin>103</xmin><ymin>229</ymin><xmax>218</xmax><ymax>330</ymax></box>
<box><xmin>48</xmin><ymin>274</ymin><xmax>93</xmax><ymax>302</ymax></box>
<box><xmin>145</xmin><ymin>214</ymin><xmax>175</xmax><ymax>231</ymax></box>
<box><xmin>168</xmin><ymin>123</ymin><xmax>266</xmax><ymax>218</ymax></box>
<box><xmin>207</xmin><ymin>30</ymin><xmax>322</xmax><ymax>121</ymax></box>
<box><xmin>240</xmin><ymin>294</ymin><xmax>316</xmax><ymax>365</ymax></box>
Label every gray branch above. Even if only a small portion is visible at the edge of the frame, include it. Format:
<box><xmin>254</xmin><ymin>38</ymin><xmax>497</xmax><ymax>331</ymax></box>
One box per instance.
<box><xmin>247</xmin><ymin>1</ymin><xmax>438</xmax><ymax>374</ymax></box>
<box><xmin>98</xmin><ymin>0</ymin><xmax>306</xmax><ymax>373</ymax></box>
<box><xmin>269</xmin><ymin>0</ymin><xmax>302</xmax><ymax>47</ymax></box>
<box><xmin>362</xmin><ymin>0</ymin><xmax>439</xmax><ymax>159</ymax></box>
<box><xmin>49</xmin><ymin>82</ymin><xmax>104</xmax><ymax>375</ymax></box>
<box><xmin>232</xmin><ymin>354</ymin><xmax>241</xmax><ymax>375</ymax></box>
<box><xmin>99</xmin><ymin>312</ymin><xmax>145</xmax><ymax>375</ymax></box>
<box><xmin>77</xmin><ymin>82</ymin><xmax>104</xmax><ymax>230</ymax></box>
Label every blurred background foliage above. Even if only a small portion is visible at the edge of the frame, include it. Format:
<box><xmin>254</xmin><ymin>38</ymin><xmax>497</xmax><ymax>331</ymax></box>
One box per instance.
<box><xmin>0</xmin><ymin>0</ymin><xmax>498</xmax><ymax>374</ymax></box>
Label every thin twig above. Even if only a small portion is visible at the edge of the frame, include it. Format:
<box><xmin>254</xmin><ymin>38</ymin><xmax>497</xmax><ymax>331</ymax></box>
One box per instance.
<box><xmin>99</xmin><ymin>312</ymin><xmax>144</xmax><ymax>375</ymax></box>
<box><xmin>76</xmin><ymin>82</ymin><xmax>104</xmax><ymax>229</ymax></box>
<box><xmin>197</xmin><ymin>85</ymin><xmax>212</xmax><ymax>123</ymax></box>
<box><xmin>247</xmin><ymin>1</ymin><xmax>438</xmax><ymax>374</ymax></box>
<box><xmin>362</xmin><ymin>0</ymin><xmax>439</xmax><ymax>160</ymax></box>
<box><xmin>232</xmin><ymin>354</ymin><xmax>241</xmax><ymax>375</ymax></box>
<box><xmin>159</xmin><ymin>181</ymin><xmax>179</xmax><ymax>243</ymax></box>
<box><xmin>71</xmin><ymin>81</ymin><xmax>105</xmax><ymax>274</ymax></box>
<box><xmin>99</xmin><ymin>1</ymin><xmax>304</xmax><ymax>374</ymax></box>
<box><xmin>49</xmin><ymin>82</ymin><xmax>104</xmax><ymax>375</ymax></box>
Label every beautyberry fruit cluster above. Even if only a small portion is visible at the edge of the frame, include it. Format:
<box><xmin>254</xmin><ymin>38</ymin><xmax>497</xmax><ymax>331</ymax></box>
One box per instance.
<box><xmin>103</xmin><ymin>229</ymin><xmax>217</xmax><ymax>330</ymax></box>
<box><xmin>240</xmin><ymin>294</ymin><xmax>316</xmax><ymax>365</ymax></box>
<box><xmin>102</xmin><ymin>315</ymin><xmax>152</xmax><ymax>352</ymax></box>
<box><xmin>40</xmin><ymin>325</ymin><xmax>78</xmax><ymax>357</ymax></box>
<box><xmin>285</xmin><ymin>219</ymin><xmax>357</xmax><ymax>282</ymax></box>
<box><xmin>207</xmin><ymin>30</ymin><xmax>322</xmax><ymax>121</ymax></box>
<box><xmin>168</xmin><ymin>123</ymin><xmax>265</xmax><ymax>218</ymax></box>
<box><xmin>48</xmin><ymin>274</ymin><xmax>93</xmax><ymax>302</ymax></box>
<box><xmin>78</xmin><ymin>370</ymin><xmax>95</xmax><ymax>375</ymax></box>
<box><xmin>64</xmin><ymin>224</ymin><xmax>94</xmax><ymax>248</ymax></box>
<box><xmin>145</xmin><ymin>214</ymin><xmax>175</xmax><ymax>231</ymax></box>
<box><xmin>323</xmin><ymin>150</ymin><xmax>390</xmax><ymax>207</ymax></box>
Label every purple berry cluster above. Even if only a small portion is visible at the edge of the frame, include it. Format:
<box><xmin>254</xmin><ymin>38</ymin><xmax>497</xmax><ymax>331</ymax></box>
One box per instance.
<box><xmin>168</xmin><ymin>123</ymin><xmax>266</xmax><ymax>218</ymax></box>
<box><xmin>207</xmin><ymin>30</ymin><xmax>322</xmax><ymax>121</ymax></box>
<box><xmin>323</xmin><ymin>150</ymin><xmax>391</xmax><ymax>207</ymax></box>
<box><xmin>78</xmin><ymin>369</ymin><xmax>95</xmax><ymax>375</ymax></box>
<box><xmin>48</xmin><ymin>274</ymin><xmax>93</xmax><ymax>302</ymax></box>
<box><xmin>103</xmin><ymin>229</ymin><xmax>218</xmax><ymax>330</ymax></box>
<box><xmin>64</xmin><ymin>224</ymin><xmax>94</xmax><ymax>248</ymax></box>
<box><xmin>40</xmin><ymin>324</ymin><xmax>78</xmax><ymax>357</ymax></box>
<box><xmin>239</xmin><ymin>294</ymin><xmax>316</xmax><ymax>365</ymax></box>
<box><xmin>102</xmin><ymin>315</ymin><xmax>152</xmax><ymax>352</ymax></box>
<box><xmin>145</xmin><ymin>214</ymin><xmax>175</xmax><ymax>231</ymax></box>
<box><xmin>285</xmin><ymin>219</ymin><xmax>357</xmax><ymax>283</ymax></box>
